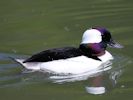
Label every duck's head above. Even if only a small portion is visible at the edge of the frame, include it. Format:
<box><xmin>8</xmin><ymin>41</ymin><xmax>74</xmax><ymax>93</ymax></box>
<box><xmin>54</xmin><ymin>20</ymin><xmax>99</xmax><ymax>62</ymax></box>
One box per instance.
<box><xmin>81</xmin><ymin>27</ymin><xmax>123</xmax><ymax>49</ymax></box>
<box><xmin>80</xmin><ymin>27</ymin><xmax>123</xmax><ymax>57</ymax></box>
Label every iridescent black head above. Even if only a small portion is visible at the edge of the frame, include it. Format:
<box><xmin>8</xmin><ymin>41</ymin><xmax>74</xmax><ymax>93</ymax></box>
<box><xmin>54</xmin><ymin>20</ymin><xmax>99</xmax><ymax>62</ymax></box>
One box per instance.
<box><xmin>93</xmin><ymin>27</ymin><xmax>123</xmax><ymax>48</ymax></box>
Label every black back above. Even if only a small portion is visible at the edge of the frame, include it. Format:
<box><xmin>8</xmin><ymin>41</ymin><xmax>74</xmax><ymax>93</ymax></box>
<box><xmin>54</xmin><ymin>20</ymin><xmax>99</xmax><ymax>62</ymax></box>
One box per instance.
<box><xmin>23</xmin><ymin>46</ymin><xmax>100</xmax><ymax>63</ymax></box>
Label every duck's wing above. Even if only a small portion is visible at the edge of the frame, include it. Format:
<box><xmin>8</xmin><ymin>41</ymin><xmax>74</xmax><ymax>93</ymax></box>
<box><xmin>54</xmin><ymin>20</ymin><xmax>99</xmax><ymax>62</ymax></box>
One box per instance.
<box><xmin>23</xmin><ymin>47</ymin><xmax>83</xmax><ymax>63</ymax></box>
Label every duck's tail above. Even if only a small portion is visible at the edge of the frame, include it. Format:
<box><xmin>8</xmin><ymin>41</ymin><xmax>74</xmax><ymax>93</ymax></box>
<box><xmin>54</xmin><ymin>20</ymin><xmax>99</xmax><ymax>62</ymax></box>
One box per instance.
<box><xmin>10</xmin><ymin>57</ymin><xmax>40</xmax><ymax>71</ymax></box>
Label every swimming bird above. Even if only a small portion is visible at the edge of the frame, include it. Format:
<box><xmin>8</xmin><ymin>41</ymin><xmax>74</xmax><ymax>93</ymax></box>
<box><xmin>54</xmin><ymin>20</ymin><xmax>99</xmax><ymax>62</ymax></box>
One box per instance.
<box><xmin>15</xmin><ymin>27</ymin><xmax>123</xmax><ymax>74</ymax></box>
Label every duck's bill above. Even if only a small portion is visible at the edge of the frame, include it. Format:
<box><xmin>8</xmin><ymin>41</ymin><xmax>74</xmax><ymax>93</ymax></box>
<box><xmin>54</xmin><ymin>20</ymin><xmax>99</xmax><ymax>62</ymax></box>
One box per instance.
<box><xmin>108</xmin><ymin>40</ymin><xmax>124</xmax><ymax>48</ymax></box>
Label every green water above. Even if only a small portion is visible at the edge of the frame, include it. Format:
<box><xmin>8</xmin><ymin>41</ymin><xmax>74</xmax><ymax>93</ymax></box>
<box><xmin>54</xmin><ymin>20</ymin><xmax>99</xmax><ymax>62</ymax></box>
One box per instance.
<box><xmin>0</xmin><ymin>0</ymin><xmax>133</xmax><ymax>100</ymax></box>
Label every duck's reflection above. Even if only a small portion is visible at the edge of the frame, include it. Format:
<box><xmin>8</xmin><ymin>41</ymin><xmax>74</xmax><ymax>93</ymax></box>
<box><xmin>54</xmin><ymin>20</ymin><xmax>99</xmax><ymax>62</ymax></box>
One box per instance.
<box><xmin>86</xmin><ymin>75</ymin><xmax>105</xmax><ymax>94</ymax></box>
<box><xmin>85</xmin><ymin>68</ymin><xmax>122</xmax><ymax>95</ymax></box>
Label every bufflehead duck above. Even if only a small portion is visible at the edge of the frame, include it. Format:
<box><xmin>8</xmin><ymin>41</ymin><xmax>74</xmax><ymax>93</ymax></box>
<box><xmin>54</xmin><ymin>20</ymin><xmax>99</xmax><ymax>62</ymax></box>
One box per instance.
<box><xmin>15</xmin><ymin>27</ymin><xmax>123</xmax><ymax>74</ymax></box>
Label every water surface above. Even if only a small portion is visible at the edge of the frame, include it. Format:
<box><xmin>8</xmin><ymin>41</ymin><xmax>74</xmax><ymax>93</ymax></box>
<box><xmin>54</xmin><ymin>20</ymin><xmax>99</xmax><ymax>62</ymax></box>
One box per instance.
<box><xmin>0</xmin><ymin>0</ymin><xmax>133</xmax><ymax>100</ymax></box>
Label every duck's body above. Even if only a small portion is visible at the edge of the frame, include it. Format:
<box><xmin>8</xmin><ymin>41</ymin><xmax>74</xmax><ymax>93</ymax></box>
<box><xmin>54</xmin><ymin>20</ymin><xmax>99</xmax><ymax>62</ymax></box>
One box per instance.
<box><xmin>15</xmin><ymin>27</ymin><xmax>123</xmax><ymax>75</ymax></box>
<box><xmin>16</xmin><ymin>50</ymin><xmax>113</xmax><ymax>74</ymax></box>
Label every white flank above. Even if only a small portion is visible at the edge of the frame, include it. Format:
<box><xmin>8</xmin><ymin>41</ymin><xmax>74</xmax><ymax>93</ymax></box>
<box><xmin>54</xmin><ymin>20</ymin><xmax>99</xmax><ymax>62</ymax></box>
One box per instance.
<box><xmin>15</xmin><ymin>51</ymin><xmax>113</xmax><ymax>74</ymax></box>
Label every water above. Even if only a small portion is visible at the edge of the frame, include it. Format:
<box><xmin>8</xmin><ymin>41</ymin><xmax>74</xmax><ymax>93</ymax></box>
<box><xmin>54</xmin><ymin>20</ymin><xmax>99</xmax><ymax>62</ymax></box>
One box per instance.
<box><xmin>0</xmin><ymin>0</ymin><xmax>133</xmax><ymax>100</ymax></box>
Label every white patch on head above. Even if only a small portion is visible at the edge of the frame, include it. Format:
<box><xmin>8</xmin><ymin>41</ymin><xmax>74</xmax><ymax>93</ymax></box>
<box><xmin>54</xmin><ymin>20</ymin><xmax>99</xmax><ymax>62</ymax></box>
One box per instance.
<box><xmin>81</xmin><ymin>29</ymin><xmax>102</xmax><ymax>44</ymax></box>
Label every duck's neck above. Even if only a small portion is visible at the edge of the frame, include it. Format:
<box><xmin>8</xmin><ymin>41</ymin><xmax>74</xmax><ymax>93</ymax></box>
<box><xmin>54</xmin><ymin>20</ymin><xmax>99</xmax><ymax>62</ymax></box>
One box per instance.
<box><xmin>79</xmin><ymin>43</ymin><xmax>106</xmax><ymax>57</ymax></box>
<box><xmin>91</xmin><ymin>50</ymin><xmax>105</xmax><ymax>57</ymax></box>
